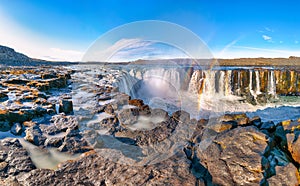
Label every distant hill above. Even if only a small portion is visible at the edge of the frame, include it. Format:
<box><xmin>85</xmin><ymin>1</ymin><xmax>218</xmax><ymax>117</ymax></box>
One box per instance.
<box><xmin>0</xmin><ymin>45</ymin><xmax>31</xmax><ymax>62</ymax></box>
<box><xmin>0</xmin><ymin>45</ymin><xmax>78</xmax><ymax>66</ymax></box>
<box><xmin>129</xmin><ymin>57</ymin><xmax>300</xmax><ymax>67</ymax></box>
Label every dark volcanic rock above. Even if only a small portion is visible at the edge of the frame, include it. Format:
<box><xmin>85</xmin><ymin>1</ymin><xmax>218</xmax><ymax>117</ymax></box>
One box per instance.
<box><xmin>118</xmin><ymin>108</ymin><xmax>139</xmax><ymax>125</ymax></box>
<box><xmin>24</xmin><ymin>126</ymin><xmax>47</xmax><ymax>146</ymax></box>
<box><xmin>59</xmin><ymin>99</ymin><xmax>73</xmax><ymax>114</ymax></box>
<box><xmin>0</xmin><ymin>121</ymin><xmax>10</xmax><ymax>132</ymax></box>
<box><xmin>197</xmin><ymin>126</ymin><xmax>268</xmax><ymax>185</ymax></box>
<box><xmin>10</xmin><ymin>123</ymin><xmax>23</xmax><ymax>135</ymax></box>
<box><xmin>58</xmin><ymin>136</ymin><xmax>91</xmax><ymax>154</ymax></box>
<box><xmin>267</xmin><ymin>163</ymin><xmax>300</xmax><ymax>185</ymax></box>
<box><xmin>128</xmin><ymin>99</ymin><xmax>144</xmax><ymax>108</ymax></box>
<box><xmin>51</xmin><ymin>114</ymin><xmax>79</xmax><ymax>131</ymax></box>
<box><xmin>0</xmin><ymin>138</ymin><xmax>35</xmax><ymax>179</ymax></box>
<box><xmin>287</xmin><ymin>133</ymin><xmax>300</xmax><ymax>164</ymax></box>
<box><xmin>18</xmin><ymin>150</ymin><xmax>196</xmax><ymax>186</ymax></box>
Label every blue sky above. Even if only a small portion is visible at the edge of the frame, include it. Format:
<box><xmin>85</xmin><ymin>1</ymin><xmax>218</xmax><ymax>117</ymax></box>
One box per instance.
<box><xmin>0</xmin><ymin>0</ymin><xmax>300</xmax><ymax>61</ymax></box>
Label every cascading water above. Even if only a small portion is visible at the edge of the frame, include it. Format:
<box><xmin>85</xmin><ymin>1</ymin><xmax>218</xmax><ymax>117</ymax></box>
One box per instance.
<box><xmin>188</xmin><ymin>70</ymin><xmax>202</xmax><ymax>94</ymax></box>
<box><xmin>255</xmin><ymin>70</ymin><xmax>261</xmax><ymax>94</ymax></box>
<box><xmin>249</xmin><ymin>70</ymin><xmax>254</xmax><ymax>96</ymax></box>
<box><xmin>225</xmin><ymin>70</ymin><xmax>232</xmax><ymax>96</ymax></box>
<box><xmin>115</xmin><ymin>71</ymin><xmax>139</xmax><ymax>98</ymax></box>
<box><xmin>203</xmin><ymin>70</ymin><xmax>216</xmax><ymax>96</ymax></box>
<box><xmin>113</xmin><ymin>65</ymin><xmax>300</xmax><ymax>121</ymax></box>
<box><xmin>268</xmin><ymin>70</ymin><xmax>276</xmax><ymax>95</ymax></box>
<box><xmin>218</xmin><ymin>71</ymin><xmax>225</xmax><ymax>96</ymax></box>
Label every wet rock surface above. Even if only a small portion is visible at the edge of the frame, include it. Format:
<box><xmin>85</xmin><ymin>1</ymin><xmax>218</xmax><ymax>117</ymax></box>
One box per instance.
<box><xmin>0</xmin><ymin>65</ymin><xmax>299</xmax><ymax>186</ymax></box>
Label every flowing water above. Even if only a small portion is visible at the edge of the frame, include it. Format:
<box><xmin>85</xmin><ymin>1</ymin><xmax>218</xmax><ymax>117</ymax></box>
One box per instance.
<box><xmin>114</xmin><ymin>65</ymin><xmax>300</xmax><ymax>122</ymax></box>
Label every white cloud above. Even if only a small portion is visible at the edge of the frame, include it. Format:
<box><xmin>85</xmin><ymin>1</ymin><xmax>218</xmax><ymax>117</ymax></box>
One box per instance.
<box><xmin>262</xmin><ymin>35</ymin><xmax>272</xmax><ymax>41</ymax></box>
<box><xmin>49</xmin><ymin>48</ymin><xmax>83</xmax><ymax>61</ymax></box>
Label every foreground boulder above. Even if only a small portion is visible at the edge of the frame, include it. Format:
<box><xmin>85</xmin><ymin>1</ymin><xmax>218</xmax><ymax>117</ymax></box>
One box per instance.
<box><xmin>197</xmin><ymin>126</ymin><xmax>268</xmax><ymax>185</ymax></box>
<box><xmin>267</xmin><ymin>163</ymin><xmax>300</xmax><ymax>186</ymax></box>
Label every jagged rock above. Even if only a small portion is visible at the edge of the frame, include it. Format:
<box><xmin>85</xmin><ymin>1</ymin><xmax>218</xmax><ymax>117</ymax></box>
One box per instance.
<box><xmin>128</xmin><ymin>99</ymin><xmax>144</xmax><ymax>108</ymax></box>
<box><xmin>250</xmin><ymin>116</ymin><xmax>262</xmax><ymax>127</ymax></box>
<box><xmin>0</xmin><ymin>92</ymin><xmax>8</xmax><ymax>102</ymax></box>
<box><xmin>281</xmin><ymin>119</ymin><xmax>300</xmax><ymax>132</ymax></box>
<box><xmin>260</xmin><ymin>121</ymin><xmax>276</xmax><ymax>133</ymax></box>
<box><xmin>51</xmin><ymin>114</ymin><xmax>79</xmax><ymax>131</ymax></box>
<box><xmin>197</xmin><ymin>126</ymin><xmax>268</xmax><ymax>185</ymax></box>
<box><xmin>23</xmin><ymin>121</ymin><xmax>36</xmax><ymax>127</ymax></box>
<box><xmin>18</xmin><ymin>150</ymin><xmax>196</xmax><ymax>186</ymax></box>
<box><xmin>44</xmin><ymin>137</ymin><xmax>63</xmax><ymax>148</ymax></box>
<box><xmin>58</xmin><ymin>136</ymin><xmax>91</xmax><ymax>154</ymax></box>
<box><xmin>39</xmin><ymin>124</ymin><xmax>60</xmax><ymax>135</ymax></box>
<box><xmin>139</xmin><ymin>104</ymin><xmax>151</xmax><ymax>116</ymax></box>
<box><xmin>24</xmin><ymin>126</ymin><xmax>46</xmax><ymax>146</ymax></box>
<box><xmin>59</xmin><ymin>99</ymin><xmax>73</xmax><ymax>114</ymax></box>
<box><xmin>267</xmin><ymin>163</ymin><xmax>300</xmax><ymax>185</ymax></box>
<box><xmin>0</xmin><ymin>121</ymin><xmax>11</xmax><ymax>132</ymax></box>
<box><xmin>104</xmin><ymin>104</ymin><xmax>114</xmax><ymax>114</ymax></box>
<box><xmin>10</xmin><ymin>123</ymin><xmax>23</xmax><ymax>135</ymax></box>
<box><xmin>172</xmin><ymin>110</ymin><xmax>190</xmax><ymax>123</ymax></box>
<box><xmin>287</xmin><ymin>133</ymin><xmax>300</xmax><ymax>164</ymax></box>
<box><xmin>136</xmin><ymin>117</ymin><xmax>178</xmax><ymax>146</ymax></box>
<box><xmin>207</xmin><ymin>121</ymin><xmax>233</xmax><ymax>133</ymax></box>
<box><xmin>99</xmin><ymin>116</ymin><xmax>118</xmax><ymax>129</ymax></box>
<box><xmin>218</xmin><ymin>114</ymin><xmax>235</xmax><ymax>122</ymax></box>
<box><xmin>118</xmin><ymin>108</ymin><xmax>139</xmax><ymax>125</ymax></box>
<box><xmin>0</xmin><ymin>138</ymin><xmax>35</xmax><ymax>179</ymax></box>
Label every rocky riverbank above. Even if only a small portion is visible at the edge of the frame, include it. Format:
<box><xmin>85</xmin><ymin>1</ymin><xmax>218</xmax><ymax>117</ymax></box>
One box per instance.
<box><xmin>0</xmin><ymin>65</ymin><xmax>299</xmax><ymax>185</ymax></box>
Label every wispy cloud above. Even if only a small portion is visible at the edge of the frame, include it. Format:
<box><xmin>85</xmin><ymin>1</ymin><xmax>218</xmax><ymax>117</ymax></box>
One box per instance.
<box><xmin>258</xmin><ymin>27</ymin><xmax>274</xmax><ymax>33</ymax></box>
<box><xmin>216</xmin><ymin>38</ymin><xmax>240</xmax><ymax>58</ymax></box>
<box><xmin>92</xmin><ymin>38</ymin><xmax>188</xmax><ymax>62</ymax></box>
<box><xmin>264</xmin><ymin>27</ymin><xmax>274</xmax><ymax>32</ymax></box>
<box><xmin>262</xmin><ymin>35</ymin><xmax>272</xmax><ymax>41</ymax></box>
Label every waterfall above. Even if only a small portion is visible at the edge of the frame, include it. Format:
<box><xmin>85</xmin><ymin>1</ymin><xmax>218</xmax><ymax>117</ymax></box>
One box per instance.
<box><xmin>115</xmin><ymin>71</ymin><xmax>139</xmax><ymax>97</ymax></box>
<box><xmin>203</xmin><ymin>70</ymin><xmax>216</xmax><ymax>96</ymax></box>
<box><xmin>255</xmin><ymin>70</ymin><xmax>261</xmax><ymax>94</ymax></box>
<box><xmin>249</xmin><ymin>70</ymin><xmax>255</xmax><ymax>96</ymax></box>
<box><xmin>225</xmin><ymin>70</ymin><xmax>232</xmax><ymax>96</ymax></box>
<box><xmin>143</xmin><ymin>68</ymin><xmax>183</xmax><ymax>91</ymax></box>
<box><xmin>237</xmin><ymin>71</ymin><xmax>241</xmax><ymax>95</ymax></box>
<box><xmin>218</xmin><ymin>71</ymin><xmax>225</xmax><ymax>95</ymax></box>
<box><xmin>268</xmin><ymin>70</ymin><xmax>276</xmax><ymax>95</ymax></box>
<box><xmin>188</xmin><ymin>70</ymin><xmax>202</xmax><ymax>94</ymax></box>
<box><xmin>55</xmin><ymin>103</ymin><xmax>60</xmax><ymax>114</ymax></box>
